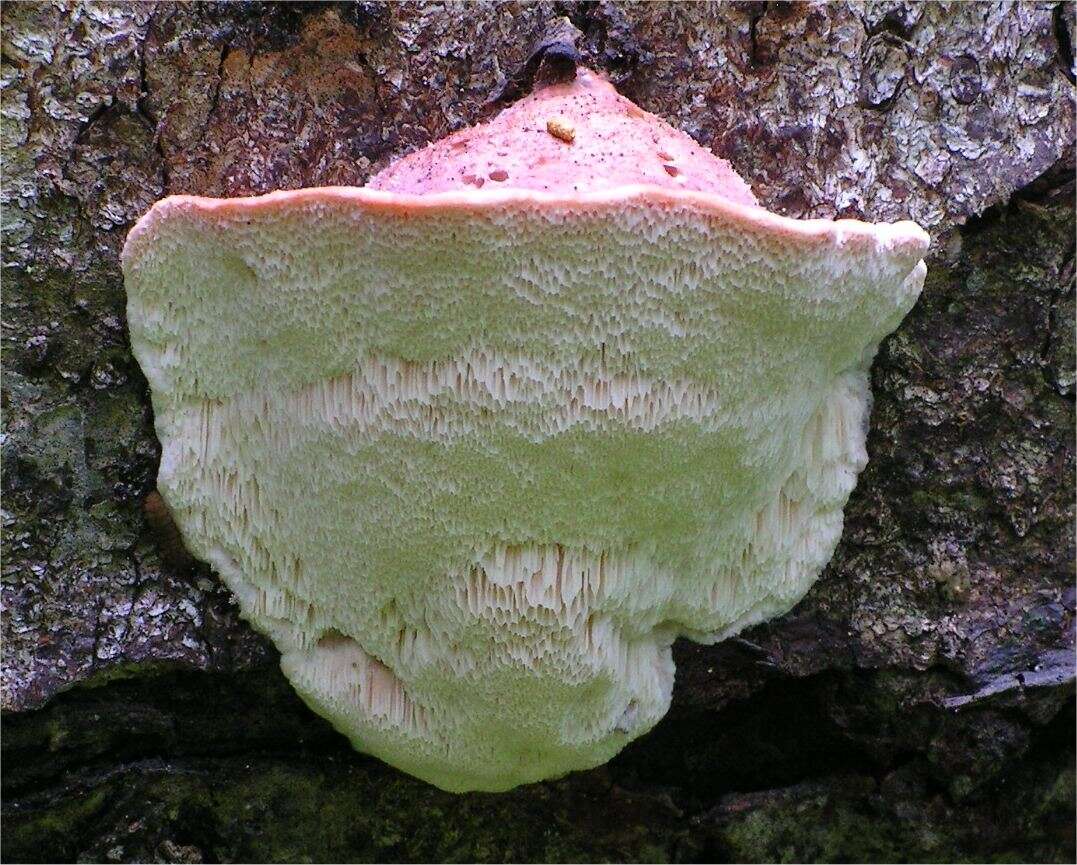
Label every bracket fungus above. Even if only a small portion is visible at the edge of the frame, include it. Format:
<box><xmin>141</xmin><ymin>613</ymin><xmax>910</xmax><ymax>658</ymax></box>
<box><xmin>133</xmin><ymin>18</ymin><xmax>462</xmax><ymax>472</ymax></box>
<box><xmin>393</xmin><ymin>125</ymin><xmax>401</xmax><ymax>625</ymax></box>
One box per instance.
<box><xmin>123</xmin><ymin>69</ymin><xmax>928</xmax><ymax>792</ymax></box>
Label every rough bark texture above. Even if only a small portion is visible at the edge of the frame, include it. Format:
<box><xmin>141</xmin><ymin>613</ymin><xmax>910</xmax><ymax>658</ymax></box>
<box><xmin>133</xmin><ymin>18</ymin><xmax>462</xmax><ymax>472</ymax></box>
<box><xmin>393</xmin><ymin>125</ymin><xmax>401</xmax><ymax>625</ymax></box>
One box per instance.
<box><xmin>2</xmin><ymin>2</ymin><xmax>1074</xmax><ymax>862</ymax></box>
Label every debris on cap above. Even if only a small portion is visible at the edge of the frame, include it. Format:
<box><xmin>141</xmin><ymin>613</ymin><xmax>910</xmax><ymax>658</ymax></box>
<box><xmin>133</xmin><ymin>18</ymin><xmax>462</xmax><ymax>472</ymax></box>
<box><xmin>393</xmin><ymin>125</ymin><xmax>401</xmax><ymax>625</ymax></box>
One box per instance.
<box><xmin>546</xmin><ymin>116</ymin><xmax>576</xmax><ymax>143</ymax></box>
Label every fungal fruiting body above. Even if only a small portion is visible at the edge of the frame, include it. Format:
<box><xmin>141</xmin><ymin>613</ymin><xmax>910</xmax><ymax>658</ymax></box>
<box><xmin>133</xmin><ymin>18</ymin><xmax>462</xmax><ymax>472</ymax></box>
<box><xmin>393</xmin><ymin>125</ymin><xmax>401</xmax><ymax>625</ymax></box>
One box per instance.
<box><xmin>123</xmin><ymin>69</ymin><xmax>928</xmax><ymax>792</ymax></box>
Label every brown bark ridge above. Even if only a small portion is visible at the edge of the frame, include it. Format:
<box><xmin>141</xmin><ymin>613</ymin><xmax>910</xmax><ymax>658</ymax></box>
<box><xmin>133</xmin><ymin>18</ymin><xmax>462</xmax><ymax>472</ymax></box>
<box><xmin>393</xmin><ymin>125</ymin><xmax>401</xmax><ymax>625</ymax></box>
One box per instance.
<box><xmin>2</xmin><ymin>2</ymin><xmax>1074</xmax><ymax>862</ymax></box>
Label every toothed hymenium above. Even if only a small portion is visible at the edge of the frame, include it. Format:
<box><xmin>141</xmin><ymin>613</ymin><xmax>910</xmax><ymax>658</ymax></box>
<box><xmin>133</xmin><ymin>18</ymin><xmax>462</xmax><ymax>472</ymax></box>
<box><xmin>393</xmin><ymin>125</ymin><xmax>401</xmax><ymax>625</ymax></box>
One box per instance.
<box><xmin>123</xmin><ymin>69</ymin><xmax>928</xmax><ymax>791</ymax></box>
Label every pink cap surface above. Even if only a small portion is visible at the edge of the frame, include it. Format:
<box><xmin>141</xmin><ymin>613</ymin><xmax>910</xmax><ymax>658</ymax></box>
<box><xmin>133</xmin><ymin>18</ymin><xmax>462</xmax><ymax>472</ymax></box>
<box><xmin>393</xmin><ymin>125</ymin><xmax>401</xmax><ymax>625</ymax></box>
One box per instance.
<box><xmin>368</xmin><ymin>68</ymin><xmax>758</xmax><ymax>205</ymax></box>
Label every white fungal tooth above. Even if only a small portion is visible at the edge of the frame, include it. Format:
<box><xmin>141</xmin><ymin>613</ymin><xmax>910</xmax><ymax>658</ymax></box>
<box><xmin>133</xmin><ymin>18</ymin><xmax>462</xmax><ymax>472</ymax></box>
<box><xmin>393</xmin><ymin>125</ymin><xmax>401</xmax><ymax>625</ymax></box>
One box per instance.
<box><xmin>123</xmin><ymin>67</ymin><xmax>927</xmax><ymax>793</ymax></box>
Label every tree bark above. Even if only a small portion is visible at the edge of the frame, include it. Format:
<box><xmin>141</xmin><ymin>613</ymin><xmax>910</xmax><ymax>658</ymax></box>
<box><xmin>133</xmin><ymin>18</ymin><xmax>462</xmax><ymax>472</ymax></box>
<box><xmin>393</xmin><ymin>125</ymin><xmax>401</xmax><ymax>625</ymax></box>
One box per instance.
<box><xmin>2</xmin><ymin>2</ymin><xmax>1074</xmax><ymax>862</ymax></box>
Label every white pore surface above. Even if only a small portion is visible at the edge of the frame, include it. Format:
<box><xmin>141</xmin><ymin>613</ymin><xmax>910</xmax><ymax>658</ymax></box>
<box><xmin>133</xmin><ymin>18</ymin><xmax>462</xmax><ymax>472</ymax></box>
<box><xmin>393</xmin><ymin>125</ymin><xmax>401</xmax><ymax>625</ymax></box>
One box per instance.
<box><xmin>124</xmin><ymin>185</ymin><xmax>927</xmax><ymax>791</ymax></box>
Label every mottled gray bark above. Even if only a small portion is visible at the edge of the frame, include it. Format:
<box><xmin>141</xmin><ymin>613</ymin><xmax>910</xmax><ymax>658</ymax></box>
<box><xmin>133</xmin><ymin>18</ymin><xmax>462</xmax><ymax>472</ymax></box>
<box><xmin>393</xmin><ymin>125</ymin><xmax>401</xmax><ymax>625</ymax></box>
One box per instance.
<box><xmin>2</xmin><ymin>2</ymin><xmax>1074</xmax><ymax>862</ymax></box>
